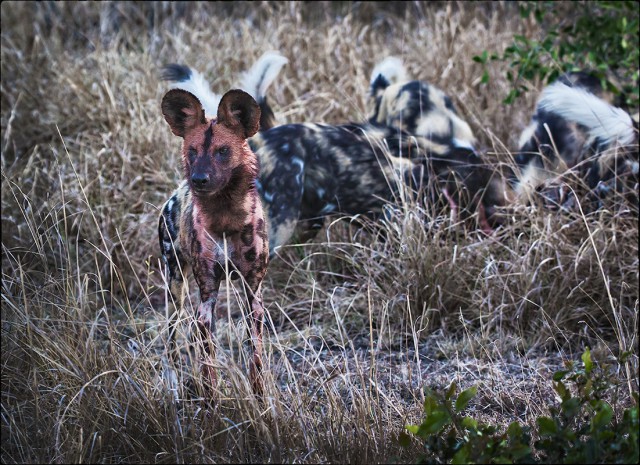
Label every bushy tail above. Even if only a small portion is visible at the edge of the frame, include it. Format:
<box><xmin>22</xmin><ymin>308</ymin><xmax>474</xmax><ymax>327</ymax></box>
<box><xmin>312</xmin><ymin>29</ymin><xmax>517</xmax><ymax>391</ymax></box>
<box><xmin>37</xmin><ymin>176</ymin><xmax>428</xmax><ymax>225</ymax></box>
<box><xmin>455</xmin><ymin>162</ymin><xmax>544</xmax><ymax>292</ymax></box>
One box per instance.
<box><xmin>369</xmin><ymin>56</ymin><xmax>408</xmax><ymax>96</ymax></box>
<box><xmin>160</xmin><ymin>64</ymin><xmax>220</xmax><ymax>119</ymax></box>
<box><xmin>238</xmin><ymin>51</ymin><xmax>288</xmax><ymax>131</ymax></box>
<box><xmin>538</xmin><ymin>82</ymin><xmax>635</xmax><ymax>148</ymax></box>
<box><xmin>238</xmin><ymin>51</ymin><xmax>288</xmax><ymax>105</ymax></box>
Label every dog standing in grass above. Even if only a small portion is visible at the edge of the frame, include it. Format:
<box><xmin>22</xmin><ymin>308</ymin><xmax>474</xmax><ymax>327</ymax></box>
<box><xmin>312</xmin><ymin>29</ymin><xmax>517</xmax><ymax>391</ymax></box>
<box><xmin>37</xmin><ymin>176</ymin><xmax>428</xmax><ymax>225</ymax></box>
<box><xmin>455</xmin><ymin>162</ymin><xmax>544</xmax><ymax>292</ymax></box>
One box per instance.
<box><xmin>158</xmin><ymin>88</ymin><xmax>269</xmax><ymax>394</ymax></box>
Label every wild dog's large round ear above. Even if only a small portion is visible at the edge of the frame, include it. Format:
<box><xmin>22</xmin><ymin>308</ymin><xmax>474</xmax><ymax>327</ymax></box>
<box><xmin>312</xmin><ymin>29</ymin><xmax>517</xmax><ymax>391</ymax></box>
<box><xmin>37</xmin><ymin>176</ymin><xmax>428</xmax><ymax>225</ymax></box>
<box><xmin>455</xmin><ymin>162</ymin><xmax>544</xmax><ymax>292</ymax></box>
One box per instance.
<box><xmin>217</xmin><ymin>89</ymin><xmax>261</xmax><ymax>139</ymax></box>
<box><xmin>161</xmin><ymin>89</ymin><xmax>206</xmax><ymax>138</ymax></box>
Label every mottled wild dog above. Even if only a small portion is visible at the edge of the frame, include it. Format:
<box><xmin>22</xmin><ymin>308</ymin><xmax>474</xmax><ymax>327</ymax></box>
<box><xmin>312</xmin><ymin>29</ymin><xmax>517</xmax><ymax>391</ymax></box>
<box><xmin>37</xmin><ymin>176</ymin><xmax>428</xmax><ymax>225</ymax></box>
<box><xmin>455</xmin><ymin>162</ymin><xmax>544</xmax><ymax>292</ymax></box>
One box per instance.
<box><xmin>158</xmin><ymin>88</ymin><xmax>269</xmax><ymax>394</ymax></box>
<box><xmin>513</xmin><ymin>71</ymin><xmax>638</xmax><ymax>209</ymax></box>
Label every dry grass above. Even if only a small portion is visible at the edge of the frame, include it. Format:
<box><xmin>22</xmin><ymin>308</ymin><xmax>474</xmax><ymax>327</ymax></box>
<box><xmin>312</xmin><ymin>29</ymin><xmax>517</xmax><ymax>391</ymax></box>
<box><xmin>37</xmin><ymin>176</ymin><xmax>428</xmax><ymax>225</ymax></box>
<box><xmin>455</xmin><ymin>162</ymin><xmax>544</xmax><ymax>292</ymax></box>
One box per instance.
<box><xmin>1</xmin><ymin>1</ymin><xmax>638</xmax><ymax>463</ymax></box>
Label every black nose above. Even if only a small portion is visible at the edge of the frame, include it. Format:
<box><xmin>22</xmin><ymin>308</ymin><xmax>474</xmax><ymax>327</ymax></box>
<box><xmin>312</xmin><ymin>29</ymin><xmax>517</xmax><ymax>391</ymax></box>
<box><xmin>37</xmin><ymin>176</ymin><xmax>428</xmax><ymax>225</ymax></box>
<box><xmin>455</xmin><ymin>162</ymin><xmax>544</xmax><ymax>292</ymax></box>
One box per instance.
<box><xmin>191</xmin><ymin>173</ymin><xmax>209</xmax><ymax>187</ymax></box>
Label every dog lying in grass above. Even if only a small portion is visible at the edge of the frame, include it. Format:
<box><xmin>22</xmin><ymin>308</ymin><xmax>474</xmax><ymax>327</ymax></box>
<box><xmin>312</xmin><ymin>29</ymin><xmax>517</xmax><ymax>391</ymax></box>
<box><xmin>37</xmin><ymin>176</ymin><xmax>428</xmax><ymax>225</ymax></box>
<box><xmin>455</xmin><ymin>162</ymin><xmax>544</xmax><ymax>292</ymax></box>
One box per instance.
<box><xmin>512</xmin><ymin>71</ymin><xmax>639</xmax><ymax>210</ymax></box>
<box><xmin>158</xmin><ymin>88</ymin><xmax>269</xmax><ymax>395</ymax></box>
<box><xmin>162</xmin><ymin>53</ymin><xmax>509</xmax><ymax>255</ymax></box>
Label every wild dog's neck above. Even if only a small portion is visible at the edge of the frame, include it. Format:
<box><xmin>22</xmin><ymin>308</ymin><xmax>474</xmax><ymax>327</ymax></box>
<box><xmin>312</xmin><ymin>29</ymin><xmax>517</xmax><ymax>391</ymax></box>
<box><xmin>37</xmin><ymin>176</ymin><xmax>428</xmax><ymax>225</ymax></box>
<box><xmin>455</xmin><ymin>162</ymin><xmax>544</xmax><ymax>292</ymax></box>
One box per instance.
<box><xmin>191</xmin><ymin>158</ymin><xmax>259</xmax><ymax>234</ymax></box>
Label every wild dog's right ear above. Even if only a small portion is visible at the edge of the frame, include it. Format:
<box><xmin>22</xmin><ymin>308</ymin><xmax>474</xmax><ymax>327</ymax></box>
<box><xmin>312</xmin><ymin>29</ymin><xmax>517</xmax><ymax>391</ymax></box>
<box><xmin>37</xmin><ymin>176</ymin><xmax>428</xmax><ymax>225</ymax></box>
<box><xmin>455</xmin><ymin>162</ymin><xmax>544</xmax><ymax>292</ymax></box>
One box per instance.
<box><xmin>217</xmin><ymin>89</ymin><xmax>261</xmax><ymax>139</ymax></box>
<box><xmin>161</xmin><ymin>89</ymin><xmax>206</xmax><ymax>138</ymax></box>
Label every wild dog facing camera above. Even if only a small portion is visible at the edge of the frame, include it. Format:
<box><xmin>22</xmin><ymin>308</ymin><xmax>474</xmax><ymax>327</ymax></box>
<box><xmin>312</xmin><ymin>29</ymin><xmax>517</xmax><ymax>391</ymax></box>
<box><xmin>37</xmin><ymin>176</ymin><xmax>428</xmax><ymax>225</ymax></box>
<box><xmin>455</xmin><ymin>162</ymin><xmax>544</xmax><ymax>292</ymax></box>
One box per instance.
<box><xmin>158</xmin><ymin>87</ymin><xmax>268</xmax><ymax>396</ymax></box>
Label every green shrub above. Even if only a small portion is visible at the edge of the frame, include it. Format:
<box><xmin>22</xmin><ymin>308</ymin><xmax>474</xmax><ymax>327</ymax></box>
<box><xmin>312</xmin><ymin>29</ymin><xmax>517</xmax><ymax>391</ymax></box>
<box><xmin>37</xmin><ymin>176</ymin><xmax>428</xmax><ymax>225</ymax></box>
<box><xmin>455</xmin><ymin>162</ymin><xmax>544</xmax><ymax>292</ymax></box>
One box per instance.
<box><xmin>401</xmin><ymin>348</ymin><xmax>639</xmax><ymax>464</ymax></box>
<box><xmin>474</xmin><ymin>1</ymin><xmax>640</xmax><ymax>107</ymax></box>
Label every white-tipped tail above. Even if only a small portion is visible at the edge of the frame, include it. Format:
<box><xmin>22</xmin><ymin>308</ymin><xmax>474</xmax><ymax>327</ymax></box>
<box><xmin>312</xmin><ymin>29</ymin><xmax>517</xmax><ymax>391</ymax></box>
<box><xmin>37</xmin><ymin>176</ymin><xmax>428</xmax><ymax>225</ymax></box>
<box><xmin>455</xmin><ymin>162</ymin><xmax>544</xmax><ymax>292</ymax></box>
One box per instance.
<box><xmin>167</xmin><ymin>68</ymin><xmax>220</xmax><ymax>119</ymax></box>
<box><xmin>238</xmin><ymin>51</ymin><xmax>288</xmax><ymax>102</ymax></box>
<box><xmin>538</xmin><ymin>82</ymin><xmax>635</xmax><ymax>147</ymax></box>
<box><xmin>370</xmin><ymin>56</ymin><xmax>408</xmax><ymax>86</ymax></box>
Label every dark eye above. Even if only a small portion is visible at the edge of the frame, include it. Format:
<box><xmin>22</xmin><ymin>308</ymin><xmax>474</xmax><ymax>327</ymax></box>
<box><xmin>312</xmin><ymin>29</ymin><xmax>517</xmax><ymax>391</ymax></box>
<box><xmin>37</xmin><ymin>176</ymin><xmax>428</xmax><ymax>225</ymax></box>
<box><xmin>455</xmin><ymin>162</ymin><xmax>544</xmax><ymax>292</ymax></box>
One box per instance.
<box><xmin>188</xmin><ymin>147</ymin><xmax>197</xmax><ymax>163</ymax></box>
<box><xmin>217</xmin><ymin>146</ymin><xmax>230</xmax><ymax>158</ymax></box>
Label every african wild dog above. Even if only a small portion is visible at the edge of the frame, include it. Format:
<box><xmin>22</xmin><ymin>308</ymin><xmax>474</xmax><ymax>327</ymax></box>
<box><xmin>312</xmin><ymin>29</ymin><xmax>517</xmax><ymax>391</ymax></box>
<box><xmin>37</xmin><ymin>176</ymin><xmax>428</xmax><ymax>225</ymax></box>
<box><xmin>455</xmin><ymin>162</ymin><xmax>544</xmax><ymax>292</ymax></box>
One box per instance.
<box><xmin>158</xmin><ymin>88</ymin><xmax>268</xmax><ymax>394</ymax></box>
<box><xmin>247</xmin><ymin>56</ymin><xmax>492</xmax><ymax>239</ymax></box>
<box><xmin>513</xmin><ymin>71</ymin><xmax>638</xmax><ymax>209</ymax></box>
<box><xmin>260</xmin><ymin>57</ymin><xmax>509</xmax><ymax>232</ymax></box>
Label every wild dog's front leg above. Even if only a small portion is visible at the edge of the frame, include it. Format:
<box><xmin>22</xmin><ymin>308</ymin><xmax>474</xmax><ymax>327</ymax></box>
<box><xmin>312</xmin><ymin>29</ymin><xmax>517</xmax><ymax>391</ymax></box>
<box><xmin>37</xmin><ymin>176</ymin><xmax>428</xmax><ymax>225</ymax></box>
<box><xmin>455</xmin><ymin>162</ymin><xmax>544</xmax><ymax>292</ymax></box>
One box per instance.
<box><xmin>191</xmin><ymin>251</ymin><xmax>223</xmax><ymax>390</ymax></box>
<box><xmin>246</xmin><ymin>283</ymin><xmax>265</xmax><ymax>394</ymax></box>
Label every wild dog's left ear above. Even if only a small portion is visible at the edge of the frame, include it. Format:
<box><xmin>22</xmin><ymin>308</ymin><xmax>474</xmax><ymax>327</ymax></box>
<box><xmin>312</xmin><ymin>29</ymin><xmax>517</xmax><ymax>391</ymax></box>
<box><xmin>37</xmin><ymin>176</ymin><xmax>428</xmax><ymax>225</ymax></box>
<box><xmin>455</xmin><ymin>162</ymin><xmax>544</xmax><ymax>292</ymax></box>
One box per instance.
<box><xmin>217</xmin><ymin>89</ymin><xmax>261</xmax><ymax>139</ymax></box>
<box><xmin>162</xmin><ymin>89</ymin><xmax>206</xmax><ymax>138</ymax></box>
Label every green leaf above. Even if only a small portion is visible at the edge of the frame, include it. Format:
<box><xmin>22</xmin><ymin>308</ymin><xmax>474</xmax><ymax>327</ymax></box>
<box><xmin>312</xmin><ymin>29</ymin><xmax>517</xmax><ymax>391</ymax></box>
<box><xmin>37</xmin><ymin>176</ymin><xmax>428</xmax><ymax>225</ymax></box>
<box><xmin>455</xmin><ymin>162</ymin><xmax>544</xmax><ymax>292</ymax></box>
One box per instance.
<box><xmin>519</xmin><ymin>4</ymin><xmax>530</xmax><ymax>19</ymax></box>
<box><xmin>452</xmin><ymin>446</ymin><xmax>469</xmax><ymax>464</ymax></box>
<box><xmin>405</xmin><ymin>424</ymin><xmax>420</xmax><ymax>435</ymax></box>
<box><xmin>510</xmin><ymin>444</ymin><xmax>532</xmax><ymax>460</ymax></box>
<box><xmin>420</xmin><ymin>410</ymin><xmax>452</xmax><ymax>434</ymax></box>
<box><xmin>534</xmin><ymin>8</ymin><xmax>543</xmax><ymax>22</ymax></box>
<box><xmin>446</xmin><ymin>381</ymin><xmax>457</xmax><ymax>400</ymax></box>
<box><xmin>462</xmin><ymin>416</ymin><xmax>478</xmax><ymax>430</ymax></box>
<box><xmin>503</xmin><ymin>91</ymin><xmax>517</xmax><ymax>105</ymax></box>
<box><xmin>455</xmin><ymin>386</ymin><xmax>478</xmax><ymax>413</ymax></box>
<box><xmin>481</xmin><ymin>70</ymin><xmax>490</xmax><ymax>84</ymax></box>
<box><xmin>537</xmin><ymin>417</ymin><xmax>558</xmax><ymax>436</ymax></box>
<box><xmin>582</xmin><ymin>347</ymin><xmax>593</xmax><ymax>375</ymax></box>
<box><xmin>424</xmin><ymin>394</ymin><xmax>438</xmax><ymax>415</ymax></box>
<box><xmin>507</xmin><ymin>421</ymin><xmax>523</xmax><ymax>438</ymax></box>
<box><xmin>591</xmin><ymin>402</ymin><xmax>614</xmax><ymax>430</ymax></box>
<box><xmin>554</xmin><ymin>380</ymin><xmax>570</xmax><ymax>401</ymax></box>
<box><xmin>553</xmin><ymin>370</ymin><xmax>569</xmax><ymax>381</ymax></box>
<box><xmin>561</xmin><ymin>397</ymin><xmax>581</xmax><ymax>418</ymax></box>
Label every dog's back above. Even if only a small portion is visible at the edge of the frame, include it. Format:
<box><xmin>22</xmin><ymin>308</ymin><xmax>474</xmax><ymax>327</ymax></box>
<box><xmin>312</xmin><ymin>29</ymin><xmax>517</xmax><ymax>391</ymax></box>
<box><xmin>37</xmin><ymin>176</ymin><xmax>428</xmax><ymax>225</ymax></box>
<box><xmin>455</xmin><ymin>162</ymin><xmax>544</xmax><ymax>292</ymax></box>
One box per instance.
<box><xmin>368</xmin><ymin>57</ymin><xmax>477</xmax><ymax>150</ymax></box>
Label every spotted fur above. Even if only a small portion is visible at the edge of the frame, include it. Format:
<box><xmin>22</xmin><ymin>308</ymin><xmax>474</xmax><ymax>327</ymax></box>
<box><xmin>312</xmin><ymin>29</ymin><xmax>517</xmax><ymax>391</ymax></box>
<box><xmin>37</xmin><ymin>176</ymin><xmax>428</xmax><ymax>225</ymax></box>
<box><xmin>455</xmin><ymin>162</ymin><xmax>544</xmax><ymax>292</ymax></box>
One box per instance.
<box><xmin>158</xmin><ymin>88</ymin><xmax>268</xmax><ymax>395</ymax></box>
<box><xmin>252</xmin><ymin>120</ymin><xmax>511</xmax><ymax>242</ymax></box>
<box><xmin>368</xmin><ymin>56</ymin><xmax>477</xmax><ymax>150</ymax></box>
